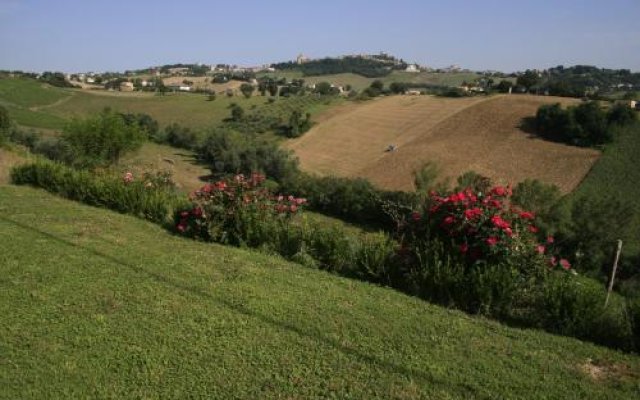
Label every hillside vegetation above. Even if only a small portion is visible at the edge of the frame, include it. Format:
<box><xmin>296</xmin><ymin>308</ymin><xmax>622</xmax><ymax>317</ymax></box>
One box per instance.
<box><xmin>1</xmin><ymin>185</ymin><xmax>639</xmax><ymax>399</ymax></box>
<box><xmin>0</xmin><ymin>77</ymin><xmax>336</xmax><ymax>132</ymax></box>
<box><xmin>288</xmin><ymin>94</ymin><xmax>598</xmax><ymax>192</ymax></box>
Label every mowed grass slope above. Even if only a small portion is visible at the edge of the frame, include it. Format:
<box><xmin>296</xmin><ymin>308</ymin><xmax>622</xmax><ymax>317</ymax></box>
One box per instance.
<box><xmin>1</xmin><ymin>185</ymin><xmax>639</xmax><ymax>399</ymax></box>
<box><xmin>289</xmin><ymin>95</ymin><xmax>598</xmax><ymax>192</ymax></box>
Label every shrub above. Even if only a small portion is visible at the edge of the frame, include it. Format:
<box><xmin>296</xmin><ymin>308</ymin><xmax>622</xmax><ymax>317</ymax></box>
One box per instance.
<box><xmin>0</xmin><ymin>105</ymin><xmax>11</xmax><ymax>145</ymax></box>
<box><xmin>607</xmin><ymin>103</ymin><xmax>637</xmax><ymax>127</ymax></box>
<box><xmin>198</xmin><ymin>129</ymin><xmax>299</xmax><ymax>183</ymax></box>
<box><xmin>162</xmin><ymin>123</ymin><xmax>199</xmax><ymax>149</ymax></box>
<box><xmin>538</xmin><ymin>273</ymin><xmax>633</xmax><ymax>349</ymax></box>
<box><xmin>11</xmin><ymin>160</ymin><xmax>178</xmax><ymax>224</ymax></box>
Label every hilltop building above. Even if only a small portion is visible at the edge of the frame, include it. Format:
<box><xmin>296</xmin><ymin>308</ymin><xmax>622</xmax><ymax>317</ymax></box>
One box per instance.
<box><xmin>296</xmin><ymin>53</ymin><xmax>310</xmax><ymax>65</ymax></box>
<box><xmin>405</xmin><ymin>64</ymin><xmax>420</xmax><ymax>73</ymax></box>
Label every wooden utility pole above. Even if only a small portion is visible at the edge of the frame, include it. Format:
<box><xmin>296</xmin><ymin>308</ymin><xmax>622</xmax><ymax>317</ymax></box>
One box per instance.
<box><xmin>604</xmin><ymin>240</ymin><xmax>623</xmax><ymax>308</ymax></box>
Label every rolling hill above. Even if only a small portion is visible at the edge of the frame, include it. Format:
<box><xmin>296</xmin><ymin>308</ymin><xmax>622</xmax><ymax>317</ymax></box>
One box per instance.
<box><xmin>287</xmin><ymin>94</ymin><xmax>600</xmax><ymax>193</ymax></box>
<box><xmin>1</xmin><ymin>184</ymin><xmax>639</xmax><ymax>399</ymax></box>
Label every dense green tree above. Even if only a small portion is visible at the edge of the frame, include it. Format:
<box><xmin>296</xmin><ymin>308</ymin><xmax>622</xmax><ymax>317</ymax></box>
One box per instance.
<box><xmin>516</xmin><ymin>70</ymin><xmax>540</xmax><ymax>92</ymax></box>
<box><xmin>389</xmin><ymin>82</ymin><xmax>408</xmax><ymax>94</ymax></box>
<box><xmin>314</xmin><ymin>81</ymin><xmax>333</xmax><ymax>95</ymax></box>
<box><xmin>240</xmin><ymin>83</ymin><xmax>255</xmax><ymax>99</ymax></box>
<box><xmin>61</xmin><ymin>109</ymin><xmax>146</xmax><ymax>167</ymax></box>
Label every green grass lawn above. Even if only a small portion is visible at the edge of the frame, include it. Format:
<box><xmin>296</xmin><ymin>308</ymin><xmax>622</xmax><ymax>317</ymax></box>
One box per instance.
<box><xmin>1</xmin><ymin>184</ymin><xmax>639</xmax><ymax>399</ymax></box>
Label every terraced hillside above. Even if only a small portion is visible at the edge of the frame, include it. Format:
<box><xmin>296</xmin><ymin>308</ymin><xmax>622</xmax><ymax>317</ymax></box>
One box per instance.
<box><xmin>288</xmin><ymin>95</ymin><xmax>599</xmax><ymax>192</ymax></box>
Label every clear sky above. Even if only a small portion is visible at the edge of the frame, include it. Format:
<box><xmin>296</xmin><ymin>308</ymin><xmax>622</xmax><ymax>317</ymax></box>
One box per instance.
<box><xmin>1</xmin><ymin>0</ymin><xmax>639</xmax><ymax>73</ymax></box>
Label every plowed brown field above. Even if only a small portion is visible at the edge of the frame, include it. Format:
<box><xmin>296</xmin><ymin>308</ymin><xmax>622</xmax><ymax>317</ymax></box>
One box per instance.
<box><xmin>287</xmin><ymin>95</ymin><xmax>599</xmax><ymax>193</ymax></box>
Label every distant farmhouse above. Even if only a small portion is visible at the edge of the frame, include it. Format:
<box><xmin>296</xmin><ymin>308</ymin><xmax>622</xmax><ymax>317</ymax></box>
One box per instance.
<box><xmin>119</xmin><ymin>81</ymin><xmax>134</xmax><ymax>92</ymax></box>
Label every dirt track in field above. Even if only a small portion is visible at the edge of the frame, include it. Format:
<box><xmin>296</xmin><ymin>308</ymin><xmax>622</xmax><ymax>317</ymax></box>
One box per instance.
<box><xmin>286</xmin><ymin>95</ymin><xmax>599</xmax><ymax>193</ymax></box>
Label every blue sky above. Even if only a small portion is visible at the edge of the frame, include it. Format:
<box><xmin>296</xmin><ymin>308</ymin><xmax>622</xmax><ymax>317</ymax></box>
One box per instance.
<box><xmin>1</xmin><ymin>0</ymin><xmax>639</xmax><ymax>73</ymax></box>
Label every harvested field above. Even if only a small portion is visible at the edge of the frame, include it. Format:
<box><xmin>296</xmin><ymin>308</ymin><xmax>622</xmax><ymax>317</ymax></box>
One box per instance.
<box><xmin>287</xmin><ymin>95</ymin><xmax>599</xmax><ymax>193</ymax></box>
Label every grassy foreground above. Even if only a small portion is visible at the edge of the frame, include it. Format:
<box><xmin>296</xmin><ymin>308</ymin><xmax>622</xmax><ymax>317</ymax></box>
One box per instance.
<box><xmin>1</xmin><ymin>185</ymin><xmax>639</xmax><ymax>399</ymax></box>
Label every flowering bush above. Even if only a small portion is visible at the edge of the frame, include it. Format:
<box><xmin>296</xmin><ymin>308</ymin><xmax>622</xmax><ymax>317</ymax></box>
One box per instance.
<box><xmin>174</xmin><ymin>173</ymin><xmax>307</xmax><ymax>246</ymax></box>
<box><xmin>404</xmin><ymin>186</ymin><xmax>571</xmax><ymax>272</ymax></box>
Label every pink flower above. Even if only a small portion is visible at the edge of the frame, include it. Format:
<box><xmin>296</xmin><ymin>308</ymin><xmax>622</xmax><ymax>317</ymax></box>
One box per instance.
<box><xmin>277</xmin><ymin>195</ymin><xmax>284</xmax><ymax>202</ymax></box>
<box><xmin>123</xmin><ymin>172</ymin><xmax>134</xmax><ymax>183</ymax></box>
<box><xmin>547</xmin><ymin>236</ymin><xmax>555</xmax><ymax>244</ymax></box>
<box><xmin>180</xmin><ymin>211</ymin><xmax>189</xmax><ymax>218</ymax></box>
<box><xmin>528</xmin><ymin>225</ymin><xmax>539</xmax><ymax>233</ymax></box>
<box><xmin>411</xmin><ymin>211</ymin><xmax>421</xmax><ymax>222</ymax></box>
<box><xmin>295</xmin><ymin>198</ymin><xmax>306</xmax><ymax>205</ymax></box>
<box><xmin>504</xmin><ymin>227</ymin><xmax>513</xmax><ymax>237</ymax></box>
<box><xmin>192</xmin><ymin>207</ymin><xmax>203</xmax><ymax>217</ymax></box>
<box><xmin>536</xmin><ymin>245</ymin><xmax>545</xmax><ymax>254</ymax></box>
<box><xmin>443</xmin><ymin>216</ymin><xmax>455</xmax><ymax>225</ymax></box>
<box><xmin>549</xmin><ymin>256</ymin><xmax>558</xmax><ymax>267</ymax></box>
<box><xmin>176</xmin><ymin>224</ymin><xmax>186</xmax><ymax>233</ymax></box>
<box><xmin>289</xmin><ymin>204</ymin><xmax>298</xmax><ymax>213</ymax></box>
<box><xmin>559</xmin><ymin>259</ymin><xmax>571</xmax><ymax>270</ymax></box>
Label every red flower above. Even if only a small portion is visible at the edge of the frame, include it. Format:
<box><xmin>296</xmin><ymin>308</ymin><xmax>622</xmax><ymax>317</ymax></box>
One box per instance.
<box><xmin>519</xmin><ymin>211</ymin><xmax>535</xmax><ymax>220</ymax></box>
<box><xmin>411</xmin><ymin>211</ymin><xmax>421</xmax><ymax>222</ymax></box>
<box><xmin>464</xmin><ymin>207</ymin><xmax>482</xmax><ymax>220</ymax></box>
<box><xmin>528</xmin><ymin>225</ymin><xmax>539</xmax><ymax>233</ymax></box>
<box><xmin>559</xmin><ymin>259</ymin><xmax>571</xmax><ymax>270</ymax></box>
<box><xmin>443</xmin><ymin>215</ymin><xmax>455</xmax><ymax>225</ymax></box>
<box><xmin>491</xmin><ymin>215</ymin><xmax>510</xmax><ymax>229</ymax></box>
<box><xmin>491</xmin><ymin>186</ymin><xmax>507</xmax><ymax>196</ymax></box>
<box><xmin>460</xmin><ymin>243</ymin><xmax>469</xmax><ymax>253</ymax></box>
<box><xmin>192</xmin><ymin>207</ymin><xmax>203</xmax><ymax>217</ymax></box>
<box><xmin>504</xmin><ymin>227</ymin><xmax>513</xmax><ymax>237</ymax></box>
<box><xmin>486</xmin><ymin>237</ymin><xmax>499</xmax><ymax>246</ymax></box>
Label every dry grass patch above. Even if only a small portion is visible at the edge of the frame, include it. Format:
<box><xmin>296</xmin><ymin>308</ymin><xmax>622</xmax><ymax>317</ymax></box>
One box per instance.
<box><xmin>289</xmin><ymin>95</ymin><xmax>599</xmax><ymax>193</ymax></box>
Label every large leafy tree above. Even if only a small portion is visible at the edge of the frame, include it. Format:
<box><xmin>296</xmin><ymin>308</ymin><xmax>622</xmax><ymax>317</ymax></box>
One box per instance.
<box><xmin>61</xmin><ymin>109</ymin><xmax>146</xmax><ymax>167</ymax></box>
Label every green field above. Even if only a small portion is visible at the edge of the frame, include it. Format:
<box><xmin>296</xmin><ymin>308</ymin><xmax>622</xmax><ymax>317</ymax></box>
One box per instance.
<box><xmin>1</xmin><ymin>184</ymin><xmax>639</xmax><ymax>399</ymax></box>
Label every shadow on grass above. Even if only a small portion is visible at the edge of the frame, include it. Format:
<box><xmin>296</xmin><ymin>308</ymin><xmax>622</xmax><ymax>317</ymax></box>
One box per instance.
<box><xmin>0</xmin><ymin>215</ymin><xmax>480</xmax><ymax>396</ymax></box>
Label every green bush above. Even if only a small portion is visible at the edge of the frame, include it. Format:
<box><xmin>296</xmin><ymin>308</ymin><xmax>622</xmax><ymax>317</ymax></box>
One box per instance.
<box><xmin>162</xmin><ymin>123</ymin><xmax>199</xmax><ymax>149</ymax></box>
<box><xmin>11</xmin><ymin>160</ymin><xmax>178</xmax><ymax>224</ymax></box>
<box><xmin>198</xmin><ymin>129</ymin><xmax>299</xmax><ymax>183</ymax></box>
<box><xmin>535</xmin><ymin>101</ymin><xmax>635</xmax><ymax>147</ymax></box>
<box><xmin>538</xmin><ymin>273</ymin><xmax>633</xmax><ymax>349</ymax></box>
